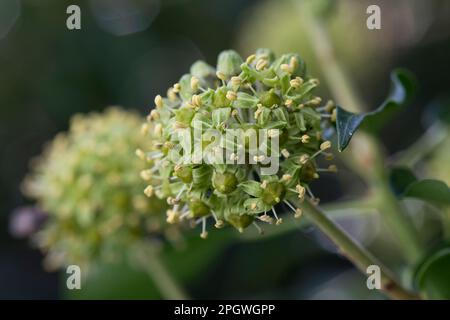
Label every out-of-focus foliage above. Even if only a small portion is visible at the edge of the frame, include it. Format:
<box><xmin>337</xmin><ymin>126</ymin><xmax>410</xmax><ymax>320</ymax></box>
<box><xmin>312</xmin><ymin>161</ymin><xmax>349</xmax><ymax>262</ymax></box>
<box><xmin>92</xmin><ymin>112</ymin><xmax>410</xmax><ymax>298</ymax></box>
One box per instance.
<box><xmin>22</xmin><ymin>108</ymin><xmax>167</xmax><ymax>270</ymax></box>
<box><xmin>428</xmin><ymin>135</ymin><xmax>450</xmax><ymax>186</ymax></box>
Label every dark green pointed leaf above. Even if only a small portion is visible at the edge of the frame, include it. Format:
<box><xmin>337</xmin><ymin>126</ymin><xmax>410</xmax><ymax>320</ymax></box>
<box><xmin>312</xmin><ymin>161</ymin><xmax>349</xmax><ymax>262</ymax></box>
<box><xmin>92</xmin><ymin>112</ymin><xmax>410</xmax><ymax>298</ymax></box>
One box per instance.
<box><xmin>336</xmin><ymin>69</ymin><xmax>417</xmax><ymax>151</ymax></box>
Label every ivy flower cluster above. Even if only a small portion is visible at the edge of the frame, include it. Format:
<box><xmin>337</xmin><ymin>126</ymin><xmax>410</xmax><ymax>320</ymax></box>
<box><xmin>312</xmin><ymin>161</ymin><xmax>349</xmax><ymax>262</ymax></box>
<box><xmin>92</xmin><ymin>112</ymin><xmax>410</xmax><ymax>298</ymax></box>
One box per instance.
<box><xmin>22</xmin><ymin>108</ymin><xmax>168</xmax><ymax>270</ymax></box>
<box><xmin>140</xmin><ymin>49</ymin><xmax>337</xmax><ymax>238</ymax></box>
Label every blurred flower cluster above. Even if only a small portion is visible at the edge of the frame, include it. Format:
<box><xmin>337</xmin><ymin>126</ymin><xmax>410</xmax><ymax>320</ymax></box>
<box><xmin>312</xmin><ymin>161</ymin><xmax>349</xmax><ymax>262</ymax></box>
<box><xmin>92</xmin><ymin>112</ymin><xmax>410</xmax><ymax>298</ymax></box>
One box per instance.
<box><xmin>22</xmin><ymin>108</ymin><xmax>168</xmax><ymax>270</ymax></box>
<box><xmin>140</xmin><ymin>49</ymin><xmax>337</xmax><ymax>237</ymax></box>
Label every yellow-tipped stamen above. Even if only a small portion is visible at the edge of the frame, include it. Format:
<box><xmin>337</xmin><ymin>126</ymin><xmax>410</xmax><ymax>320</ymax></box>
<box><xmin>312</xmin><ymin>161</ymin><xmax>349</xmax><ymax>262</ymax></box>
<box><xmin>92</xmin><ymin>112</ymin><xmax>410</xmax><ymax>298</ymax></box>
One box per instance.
<box><xmin>135</xmin><ymin>148</ymin><xmax>145</xmax><ymax>160</ymax></box>
<box><xmin>272</xmin><ymin>207</ymin><xmax>283</xmax><ymax>225</ymax></box>
<box><xmin>192</xmin><ymin>94</ymin><xmax>202</xmax><ymax>107</ymax></box>
<box><xmin>290</xmin><ymin>77</ymin><xmax>303</xmax><ymax>89</ymax></box>
<box><xmin>253</xmin><ymin>222</ymin><xmax>264</xmax><ymax>235</ymax></box>
<box><xmin>331</xmin><ymin>109</ymin><xmax>337</xmax><ymax>122</ymax></box>
<box><xmin>328</xmin><ymin>164</ymin><xmax>338</xmax><ymax>173</ymax></box>
<box><xmin>140</xmin><ymin>169</ymin><xmax>152</xmax><ymax>181</ymax></box>
<box><xmin>320</xmin><ymin>140</ymin><xmax>332</xmax><ymax>151</ymax></box>
<box><xmin>200</xmin><ymin>217</ymin><xmax>208</xmax><ymax>239</ymax></box>
<box><xmin>211</xmin><ymin>211</ymin><xmax>224</xmax><ymax>229</ymax></box>
<box><xmin>190</xmin><ymin>76</ymin><xmax>199</xmax><ymax>91</ymax></box>
<box><xmin>149</xmin><ymin>109</ymin><xmax>160</xmax><ymax>120</ymax></box>
<box><xmin>280</xmin><ymin>63</ymin><xmax>291</xmax><ymax>74</ymax></box>
<box><xmin>153</xmin><ymin>123</ymin><xmax>163</xmax><ymax>136</ymax></box>
<box><xmin>299</xmin><ymin>154</ymin><xmax>310</xmax><ymax>164</ymax></box>
<box><xmin>154</xmin><ymin>95</ymin><xmax>163</xmax><ymax>108</ymax></box>
<box><xmin>167</xmin><ymin>88</ymin><xmax>177</xmax><ymax>101</ymax></box>
<box><xmin>144</xmin><ymin>185</ymin><xmax>154</xmax><ymax>197</ymax></box>
<box><xmin>246</xmin><ymin>54</ymin><xmax>256</xmax><ymax>64</ymax></box>
<box><xmin>253</xmin><ymin>155</ymin><xmax>266</xmax><ymax>163</ymax></box>
<box><xmin>166</xmin><ymin>209</ymin><xmax>180</xmax><ymax>224</ymax></box>
<box><xmin>285</xmin><ymin>99</ymin><xmax>294</xmax><ymax>108</ymax></box>
<box><xmin>173</xmin><ymin>83</ymin><xmax>181</xmax><ymax>93</ymax></box>
<box><xmin>258</xmin><ymin>213</ymin><xmax>274</xmax><ymax>224</ymax></box>
<box><xmin>141</xmin><ymin>123</ymin><xmax>149</xmax><ymax>135</ymax></box>
<box><xmin>255</xmin><ymin>58</ymin><xmax>268</xmax><ymax>71</ymax></box>
<box><xmin>226</xmin><ymin>90</ymin><xmax>237</xmax><ymax>101</ymax></box>
<box><xmin>281</xmin><ymin>149</ymin><xmax>290</xmax><ymax>158</ymax></box>
<box><xmin>324</xmin><ymin>152</ymin><xmax>334</xmax><ymax>161</ymax></box>
<box><xmin>301</xmin><ymin>134</ymin><xmax>310</xmax><ymax>144</ymax></box>
<box><xmin>281</xmin><ymin>174</ymin><xmax>292</xmax><ymax>182</ymax></box>
<box><xmin>230</xmin><ymin>76</ymin><xmax>241</xmax><ymax>86</ymax></box>
<box><xmin>295</xmin><ymin>184</ymin><xmax>306</xmax><ymax>201</ymax></box>
<box><xmin>216</xmin><ymin>71</ymin><xmax>226</xmax><ymax>81</ymax></box>
<box><xmin>325</xmin><ymin>100</ymin><xmax>335</xmax><ymax>113</ymax></box>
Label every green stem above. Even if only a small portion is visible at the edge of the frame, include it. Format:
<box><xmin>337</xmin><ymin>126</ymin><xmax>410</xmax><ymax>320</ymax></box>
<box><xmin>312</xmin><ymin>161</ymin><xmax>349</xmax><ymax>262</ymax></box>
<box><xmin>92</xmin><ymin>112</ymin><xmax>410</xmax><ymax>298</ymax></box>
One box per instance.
<box><xmin>298</xmin><ymin>4</ymin><xmax>425</xmax><ymax>264</ymax></box>
<box><xmin>241</xmin><ymin>198</ymin><xmax>377</xmax><ymax>241</ymax></box>
<box><xmin>295</xmin><ymin>198</ymin><xmax>420</xmax><ymax>300</ymax></box>
<box><xmin>133</xmin><ymin>242</ymin><xmax>188</xmax><ymax>300</ymax></box>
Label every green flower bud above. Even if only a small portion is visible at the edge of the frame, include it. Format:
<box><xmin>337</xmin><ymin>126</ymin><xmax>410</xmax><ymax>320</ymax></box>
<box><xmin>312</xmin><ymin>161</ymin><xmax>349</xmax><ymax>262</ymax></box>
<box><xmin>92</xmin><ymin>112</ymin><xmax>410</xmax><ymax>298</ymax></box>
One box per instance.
<box><xmin>189</xmin><ymin>199</ymin><xmax>210</xmax><ymax>218</ymax></box>
<box><xmin>225</xmin><ymin>214</ymin><xmax>254</xmax><ymax>233</ymax></box>
<box><xmin>174</xmin><ymin>165</ymin><xmax>193</xmax><ymax>183</ymax></box>
<box><xmin>212</xmin><ymin>171</ymin><xmax>238</xmax><ymax>194</ymax></box>
<box><xmin>261</xmin><ymin>182</ymin><xmax>286</xmax><ymax>206</ymax></box>
<box><xmin>300</xmin><ymin>161</ymin><xmax>317</xmax><ymax>182</ymax></box>
<box><xmin>259</xmin><ymin>89</ymin><xmax>282</xmax><ymax>108</ymax></box>
<box><xmin>217</xmin><ymin>50</ymin><xmax>243</xmax><ymax>78</ymax></box>
<box><xmin>213</xmin><ymin>86</ymin><xmax>232</xmax><ymax>107</ymax></box>
<box><xmin>190</xmin><ymin>60</ymin><xmax>216</xmax><ymax>80</ymax></box>
<box><xmin>175</xmin><ymin>106</ymin><xmax>196</xmax><ymax>127</ymax></box>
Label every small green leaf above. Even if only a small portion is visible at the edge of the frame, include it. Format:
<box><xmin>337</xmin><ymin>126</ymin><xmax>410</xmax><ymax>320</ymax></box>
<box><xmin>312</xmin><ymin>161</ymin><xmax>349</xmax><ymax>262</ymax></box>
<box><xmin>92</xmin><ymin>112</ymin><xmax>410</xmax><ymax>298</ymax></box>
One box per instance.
<box><xmin>415</xmin><ymin>247</ymin><xmax>450</xmax><ymax>299</ymax></box>
<box><xmin>239</xmin><ymin>181</ymin><xmax>263</xmax><ymax>197</ymax></box>
<box><xmin>336</xmin><ymin>69</ymin><xmax>417</xmax><ymax>151</ymax></box>
<box><xmin>212</xmin><ymin>107</ymin><xmax>231</xmax><ymax>127</ymax></box>
<box><xmin>404</xmin><ymin>180</ymin><xmax>450</xmax><ymax>206</ymax></box>
<box><xmin>233</xmin><ymin>92</ymin><xmax>259</xmax><ymax>109</ymax></box>
<box><xmin>389</xmin><ymin>167</ymin><xmax>450</xmax><ymax>206</ymax></box>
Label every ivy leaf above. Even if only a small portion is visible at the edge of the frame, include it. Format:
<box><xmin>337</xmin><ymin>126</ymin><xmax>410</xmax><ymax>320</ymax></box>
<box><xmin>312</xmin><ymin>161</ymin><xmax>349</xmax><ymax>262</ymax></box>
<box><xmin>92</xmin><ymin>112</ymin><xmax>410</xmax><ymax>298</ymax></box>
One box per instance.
<box><xmin>414</xmin><ymin>247</ymin><xmax>450</xmax><ymax>299</ymax></box>
<box><xmin>336</xmin><ymin>69</ymin><xmax>417</xmax><ymax>151</ymax></box>
<box><xmin>389</xmin><ymin>167</ymin><xmax>450</xmax><ymax>206</ymax></box>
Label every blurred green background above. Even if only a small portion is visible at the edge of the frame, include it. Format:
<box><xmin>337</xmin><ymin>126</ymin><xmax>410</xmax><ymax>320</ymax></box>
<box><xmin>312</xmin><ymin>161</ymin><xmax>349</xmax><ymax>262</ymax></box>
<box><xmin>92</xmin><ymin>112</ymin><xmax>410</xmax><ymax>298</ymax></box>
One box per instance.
<box><xmin>1</xmin><ymin>0</ymin><xmax>449</xmax><ymax>299</ymax></box>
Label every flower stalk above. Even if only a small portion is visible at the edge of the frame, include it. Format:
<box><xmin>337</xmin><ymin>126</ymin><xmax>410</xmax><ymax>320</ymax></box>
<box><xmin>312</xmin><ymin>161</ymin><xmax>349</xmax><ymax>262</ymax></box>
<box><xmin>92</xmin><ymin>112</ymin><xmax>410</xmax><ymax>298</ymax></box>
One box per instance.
<box><xmin>295</xmin><ymin>198</ymin><xmax>420</xmax><ymax>300</ymax></box>
<box><xmin>133</xmin><ymin>242</ymin><xmax>188</xmax><ymax>300</ymax></box>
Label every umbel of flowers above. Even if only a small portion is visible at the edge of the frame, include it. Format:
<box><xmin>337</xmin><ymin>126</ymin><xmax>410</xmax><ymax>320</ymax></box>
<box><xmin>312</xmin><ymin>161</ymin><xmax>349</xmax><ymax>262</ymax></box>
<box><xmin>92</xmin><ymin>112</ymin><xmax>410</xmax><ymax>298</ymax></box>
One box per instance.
<box><xmin>23</xmin><ymin>108</ymin><xmax>168</xmax><ymax>270</ymax></box>
<box><xmin>140</xmin><ymin>49</ymin><xmax>337</xmax><ymax>238</ymax></box>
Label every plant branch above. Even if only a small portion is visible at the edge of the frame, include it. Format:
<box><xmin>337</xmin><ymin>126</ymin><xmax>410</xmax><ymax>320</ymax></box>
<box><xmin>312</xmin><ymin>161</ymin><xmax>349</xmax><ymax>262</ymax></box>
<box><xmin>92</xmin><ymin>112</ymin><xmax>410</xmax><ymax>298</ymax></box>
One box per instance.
<box><xmin>241</xmin><ymin>198</ymin><xmax>377</xmax><ymax>241</ymax></box>
<box><xmin>132</xmin><ymin>242</ymin><xmax>188</xmax><ymax>300</ymax></box>
<box><xmin>295</xmin><ymin>198</ymin><xmax>421</xmax><ymax>300</ymax></box>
